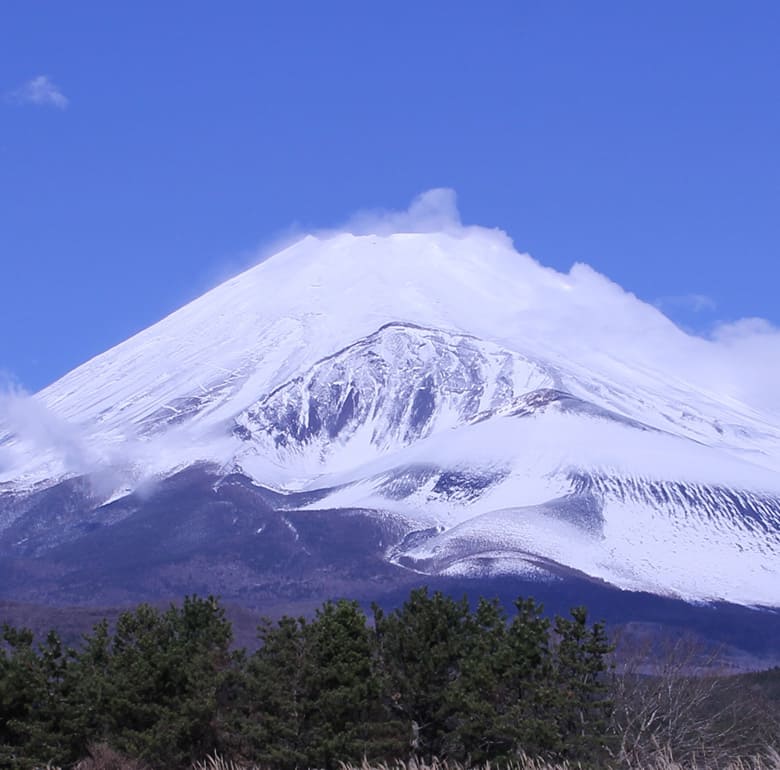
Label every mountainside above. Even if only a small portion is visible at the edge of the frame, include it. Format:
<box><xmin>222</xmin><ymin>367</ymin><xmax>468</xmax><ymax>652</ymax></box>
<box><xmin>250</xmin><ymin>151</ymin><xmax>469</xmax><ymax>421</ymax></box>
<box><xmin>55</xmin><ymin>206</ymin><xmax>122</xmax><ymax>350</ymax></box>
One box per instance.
<box><xmin>1</xmin><ymin>228</ymin><xmax>779</xmax><ymax>610</ymax></box>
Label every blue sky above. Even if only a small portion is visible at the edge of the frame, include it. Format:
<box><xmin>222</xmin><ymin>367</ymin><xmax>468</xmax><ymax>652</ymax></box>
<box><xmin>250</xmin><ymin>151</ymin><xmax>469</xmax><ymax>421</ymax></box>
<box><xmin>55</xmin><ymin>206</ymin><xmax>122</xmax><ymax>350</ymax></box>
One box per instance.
<box><xmin>1</xmin><ymin>1</ymin><xmax>779</xmax><ymax>392</ymax></box>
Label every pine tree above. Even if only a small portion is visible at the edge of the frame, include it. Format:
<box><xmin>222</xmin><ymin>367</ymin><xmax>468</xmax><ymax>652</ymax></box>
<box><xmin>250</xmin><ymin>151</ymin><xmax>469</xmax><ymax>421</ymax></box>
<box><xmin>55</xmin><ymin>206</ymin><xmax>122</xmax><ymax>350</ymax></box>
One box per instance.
<box><xmin>301</xmin><ymin>599</ymin><xmax>386</xmax><ymax>768</ymax></box>
<box><xmin>242</xmin><ymin>614</ymin><xmax>309</xmax><ymax>769</ymax></box>
<box><xmin>0</xmin><ymin>625</ymin><xmax>74</xmax><ymax>769</ymax></box>
<box><xmin>98</xmin><ymin>596</ymin><xmax>234</xmax><ymax>768</ymax></box>
<box><xmin>373</xmin><ymin>588</ymin><xmax>471</xmax><ymax>760</ymax></box>
<box><xmin>449</xmin><ymin>597</ymin><xmax>513</xmax><ymax>762</ymax></box>
<box><xmin>62</xmin><ymin>619</ymin><xmax>112</xmax><ymax>754</ymax></box>
<box><xmin>552</xmin><ymin>606</ymin><xmax>614</xmax><ymax>763</ymax></box>
<box><xmin>500</xmin><ymin>597</ymin><xmax>561</xmax><ymax>758</ymax></box>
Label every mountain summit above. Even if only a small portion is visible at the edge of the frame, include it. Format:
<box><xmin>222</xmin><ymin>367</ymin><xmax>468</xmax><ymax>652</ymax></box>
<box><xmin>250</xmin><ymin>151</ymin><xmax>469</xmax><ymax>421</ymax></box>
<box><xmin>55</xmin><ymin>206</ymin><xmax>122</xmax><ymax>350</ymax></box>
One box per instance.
<box><xmin>1</xmin><ymin>220</ymin><xmax>779</xmax><ymax>608</ymax></box>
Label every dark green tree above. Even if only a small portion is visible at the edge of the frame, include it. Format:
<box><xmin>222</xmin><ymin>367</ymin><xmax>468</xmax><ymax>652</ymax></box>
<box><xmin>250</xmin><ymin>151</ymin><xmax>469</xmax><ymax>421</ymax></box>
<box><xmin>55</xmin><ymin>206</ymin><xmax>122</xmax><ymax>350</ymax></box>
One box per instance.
<box><xmin>240</xmin><ymin>614</ymin><xmax>309</xmax><ymax>768</ymax></box>
<box><xmin>243</xmin><ymin>600</ymin><xmax>399</xmax><ymax>769</ymax></box>
<box><xmin>59</xmin><ymin>619</ymin><xmax>112</xmax><ymax>754</ymax></box>
<box><xmin>501</xmin><ymin>597</ymin><xmax>560</xmax><ymax>758</ymax></box>
<box><xmin>0</xmin><ymin>625</ymin><xmax>75</xmax><ymax>769</ymax></box>
<box><xmin>98</xmin><ymin>595</ymin><xmax>234</xmax><ymax>768</ymax></box>
<box><xmin>448</xmin><ymin>597</ymin><xmax>513</xmax><ymax>762</ymax></box>
<box><xmin>0</xmin><ymin>589</ymin><xmax>619</xmax><ymax>769</ymax></box>
<box><xmin>301</xmin><ymin>599</ymin><xmax>388</xmax><ymax>768</ymax></box>
<box><xmin>373</xmin><ymin>588</ymin><xmax>472</xmax><ymax>760</ymax></box>
<box><xmin>552</xmin><ymin>606</ymin><xmax>614</xmax><ymax>763</ymax></box>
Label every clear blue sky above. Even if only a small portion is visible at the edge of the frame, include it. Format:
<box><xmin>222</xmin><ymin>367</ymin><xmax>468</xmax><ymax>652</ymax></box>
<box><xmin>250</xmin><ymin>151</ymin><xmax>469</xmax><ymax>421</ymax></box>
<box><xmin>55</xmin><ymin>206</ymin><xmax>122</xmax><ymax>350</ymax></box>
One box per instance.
<box><xmin>2</xmin><ymin>1</ymin><xmax>778</xmax><ymax>392</ymax></box>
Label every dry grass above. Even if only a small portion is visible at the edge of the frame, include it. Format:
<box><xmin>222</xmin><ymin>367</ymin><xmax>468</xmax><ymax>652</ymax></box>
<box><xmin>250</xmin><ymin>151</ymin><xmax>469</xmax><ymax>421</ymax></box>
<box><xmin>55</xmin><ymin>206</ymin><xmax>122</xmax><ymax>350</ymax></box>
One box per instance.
<box><xmin>192</xmin><ymin>754</ymin><xmax>264</xmax><ymax>770</ymax></box>
<box><xmin>53</xmin><ymin>748</ymin><xmax>780</xmax><ymax>770</ymax></box>
<box><xmin>339</xmin><ymin>753</ymin><xmax>780</xmax><ymax>770</ymax></box>
<box><xmin>190</xmin><ymin>750</ymin><xmax>780</xmax><ymax>770</ymax></box>
<box><xmin>73</xmin><ymin>742</ymin><xmax>151</xmax><ymax>770</ymax></box>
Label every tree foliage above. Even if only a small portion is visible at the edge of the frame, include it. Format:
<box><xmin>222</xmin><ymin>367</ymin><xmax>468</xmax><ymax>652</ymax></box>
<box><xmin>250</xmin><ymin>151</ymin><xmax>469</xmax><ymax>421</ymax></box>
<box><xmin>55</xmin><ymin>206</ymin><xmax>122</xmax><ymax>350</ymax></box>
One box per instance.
<box><xmin>0</xmin><ymin>596</ymin><xmax>234</xmax><ymax>769</ymax></box>
<box><xmin>0</xmin><ymin>589</ymin><xmax>620</xmax><ymax>769</ymax></box>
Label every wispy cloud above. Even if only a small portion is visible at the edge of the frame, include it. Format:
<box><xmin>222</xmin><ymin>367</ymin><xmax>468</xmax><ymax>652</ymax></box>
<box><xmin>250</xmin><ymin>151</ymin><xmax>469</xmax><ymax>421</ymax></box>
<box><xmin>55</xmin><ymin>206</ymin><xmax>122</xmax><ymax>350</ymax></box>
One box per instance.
<box><xmin>0</xmin><ymin>381</ymin><xmax>142</xmax><ymax>495</ymax></box>
<box><xmin>0</xmin><ymin>384</ymin><xmax>89</xmax><ymax>474</ymax></box>
<box><xmin>328</xmin><ymin>190</ymin><xmax>780</xmax><ymax>416</ymax></box>
<box><xmin>10</xmin><ymin>75</ymin><xmax>69</xmax><ymax>109</ymax></box>
<box><xmin>654</xmin><ymin>293</ymin><xmax>717</xmax><ymax>314</ymax></box>
<box><xmin>4</xmin><ymin>188</ymin><xmax>780</xmax><ymax>490</ymax></box>
<box><xmin>337</xmin><ymin>188</ymin><xmax>465</xmax><ymax>236</ymax></box>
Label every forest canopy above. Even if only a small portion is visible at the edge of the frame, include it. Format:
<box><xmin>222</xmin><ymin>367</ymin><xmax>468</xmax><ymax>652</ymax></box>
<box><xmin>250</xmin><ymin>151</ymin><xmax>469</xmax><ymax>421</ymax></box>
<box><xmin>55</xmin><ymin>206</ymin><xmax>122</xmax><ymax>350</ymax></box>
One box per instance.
<box><xmin>1</xmin><ymin>590</ymin><xmax>777</xmax><ymax>770</ymax></box>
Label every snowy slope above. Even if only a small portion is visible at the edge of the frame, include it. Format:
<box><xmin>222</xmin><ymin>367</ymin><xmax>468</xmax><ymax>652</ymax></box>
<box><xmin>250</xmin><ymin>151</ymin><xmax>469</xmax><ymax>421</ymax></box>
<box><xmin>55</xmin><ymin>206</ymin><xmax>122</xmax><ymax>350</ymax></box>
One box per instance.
<box><xmin>1</xmin><ymin>227</ymin><xmax>779</xmax><ymax>605</ymax></box>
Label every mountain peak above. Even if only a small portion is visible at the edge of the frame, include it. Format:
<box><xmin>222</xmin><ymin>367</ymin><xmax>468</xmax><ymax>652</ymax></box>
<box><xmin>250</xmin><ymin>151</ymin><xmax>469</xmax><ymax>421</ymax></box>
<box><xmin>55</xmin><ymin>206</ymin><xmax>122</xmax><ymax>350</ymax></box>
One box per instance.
<box><xmin>1</xmin><ymin>217</ymin><xmax>779</xmax><ymax>606</ymax></box>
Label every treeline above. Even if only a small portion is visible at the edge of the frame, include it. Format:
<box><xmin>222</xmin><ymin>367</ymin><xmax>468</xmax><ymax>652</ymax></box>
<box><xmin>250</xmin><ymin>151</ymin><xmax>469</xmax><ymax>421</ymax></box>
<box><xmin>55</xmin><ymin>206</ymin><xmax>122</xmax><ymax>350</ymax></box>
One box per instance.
<box><xmin>1</xmin><ymin>591</ymin><xmax>611</xmax><ymax>769</ymax></box>
<box><xmin>1</xmin><ymin>591</ymin><xmax>778</xmax><ymax>770</ymax></box>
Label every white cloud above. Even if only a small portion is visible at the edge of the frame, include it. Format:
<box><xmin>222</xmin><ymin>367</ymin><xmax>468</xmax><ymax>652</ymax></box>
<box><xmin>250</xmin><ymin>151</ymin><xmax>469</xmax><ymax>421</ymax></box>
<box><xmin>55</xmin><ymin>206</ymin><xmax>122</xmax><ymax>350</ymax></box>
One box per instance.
<box><xmin>11</xmin><ymin>75</ymin><xmax>69</xmax><ymax>109</ymax></box>
<box><xmin>711</xmin><ymin>316</ymin><xmax>778</xmax><ymax>342</ymax></box>
<box><xmin>4</xmin><ymin>188</ymin><xmax>780</xmax><ymax>488</ymax></box>
<box><xmin>337</xmin><ymin>188</ymin><xmax>464</xmax><ymax>236</ymax></box>
<box><xmin>654</xmin><ymin>293</ymin><xmax>717</xmax><ymax>313</ymax></box>
<box><xmin>565</xmin><ymin>276</ymin><xmax>780</xmax><ymax>417</ymax></box>
<box><xmin>0</xmin><ymin>385</ymin><xmax>89</xmax><ymax>474</ymax></box>
<box><xmin>327</xmin><ymin>189</ymin><xmax>780</xmax><ymax>417</ymax></box>
<box><xmin>0</xmin><ymin>383</ymin><xmax>144</xmax><ymax>495</ymax></box>
<box><xmin>702</xmin><ymin>318</ymin><xmax>780</xmax><ymax>413</ymax></box>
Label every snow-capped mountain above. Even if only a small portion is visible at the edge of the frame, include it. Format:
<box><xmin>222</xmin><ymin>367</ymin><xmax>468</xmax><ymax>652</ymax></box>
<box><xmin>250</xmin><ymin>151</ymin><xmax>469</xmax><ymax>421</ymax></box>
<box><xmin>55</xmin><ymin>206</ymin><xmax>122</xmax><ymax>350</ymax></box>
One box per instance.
<box><xmin>1</xmin><ymin>224</ymin><xmax>779</xmax><ymax>608</ymax></box>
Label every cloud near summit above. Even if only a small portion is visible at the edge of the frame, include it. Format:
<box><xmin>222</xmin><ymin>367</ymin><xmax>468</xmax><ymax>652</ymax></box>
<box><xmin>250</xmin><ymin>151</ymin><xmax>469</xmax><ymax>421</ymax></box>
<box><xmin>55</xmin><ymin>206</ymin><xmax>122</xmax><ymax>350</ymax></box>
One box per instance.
<box><xmin>327</xmin><ymin>189</ymin><xmax>780</xmax><ymax>416</ymax></box>
<box><xmin>339</xmin><ymin>188</ymin><xmax>465</xmax><ymax>235</ymax></box>
<box><xmin>3</xmin><ymin>188</ymin><xmax>779</xmax><ymax>487</ymax></box>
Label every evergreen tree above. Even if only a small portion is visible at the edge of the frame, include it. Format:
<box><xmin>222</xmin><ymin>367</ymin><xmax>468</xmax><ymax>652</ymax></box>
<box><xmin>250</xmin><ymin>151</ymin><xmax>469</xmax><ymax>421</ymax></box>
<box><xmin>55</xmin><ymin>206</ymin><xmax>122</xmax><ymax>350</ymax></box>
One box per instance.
<box><xmin>98</xmin><ymin>596</ymin><xmax>234</xmax><ymax>768</ymax></box>
<box><xmin>449</xmin><ymin>597</ymin><xmax>513</xmax><ymax>762</ymax></box>
<box><xmin>244</xmin><ymin>600</ymin><xmax>400</xmax><ymax>769</ymax></box>
<box><xmin>373</xmin><ymin>588</ymin><xmax>471</xmax><ymax>760</ymax></box>
<box><xmin>502</xmin><ymin>597</ymin><xmax>560</xmax><ymax>758</ymax></box>
<box><xmin>301</xmin><ymin>599</ymin><xmax>387</xmax><ymax>768</ymax></box>
<box><xmin>0</xmin><ymin>625</ymin><xmax>76</xmax><ymax>769</ymax></box>
<box><xmin>60</xmin><ymin>619</ymin><xmax>112</xmax><ymax>754</ymax></box>
<box><xmin>0</xmin><ymin>589</ymin><xmax>620</xmax><ymax>769</ymax></box>
<box><xmin>552</xmin><ymin>606</ymin><xmax>614</xmax><ymax>763</ymax></box>
<box><xmin>241</xmin><ymin>614</ymin><xmax>309</xmax><ymax>769</ymax></box>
